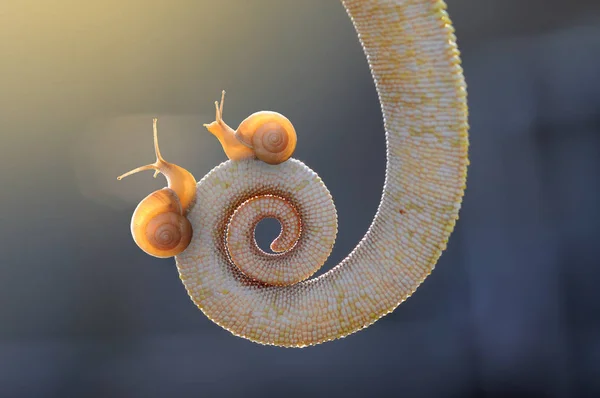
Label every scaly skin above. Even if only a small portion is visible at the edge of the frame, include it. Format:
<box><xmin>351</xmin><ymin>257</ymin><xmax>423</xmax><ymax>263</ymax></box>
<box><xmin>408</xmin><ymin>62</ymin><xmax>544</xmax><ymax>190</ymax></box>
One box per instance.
<box><xmin>175</xmin><ymin>0</ymin><xmax>469</xmax><ymax>347</ymax></box>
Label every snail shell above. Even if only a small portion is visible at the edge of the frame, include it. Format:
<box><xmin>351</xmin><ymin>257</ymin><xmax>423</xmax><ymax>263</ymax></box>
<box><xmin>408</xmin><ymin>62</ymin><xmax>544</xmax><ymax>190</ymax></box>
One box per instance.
<box><xmin>131</xmin><ymin>188</ymin><xmax>193</xmax><ymax>258</ymax></box>
<box><xmin>235</xmin><ymin>111</ymin><xmax>297</xmax><ymax>165</ymax></box>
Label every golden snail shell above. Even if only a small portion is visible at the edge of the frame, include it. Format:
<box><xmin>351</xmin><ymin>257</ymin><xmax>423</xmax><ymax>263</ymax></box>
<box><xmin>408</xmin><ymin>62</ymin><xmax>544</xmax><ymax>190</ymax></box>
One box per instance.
<box><xmin>236</xmin><ymin>111</ymin><xmax>297</xmax><ymax>165</ymax></box>
<box><xmin>203</xmin><ymin>91</ymin><xmax>297</xmax><ymax>165</ymax></box>
<box><xmin>117</xmin><ymin>118</ymin><xmax>196</xmax><ymax>258</ymax></box>
<box><xmin>130</xmin><ymin>188</ymin><xmax>192</xmax><ymax>258</ymax></box>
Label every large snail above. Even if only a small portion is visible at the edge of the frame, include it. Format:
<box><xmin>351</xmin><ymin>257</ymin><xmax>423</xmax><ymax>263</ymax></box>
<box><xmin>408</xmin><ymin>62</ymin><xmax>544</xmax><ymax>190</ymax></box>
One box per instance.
<box><xmin>117</xmin><ymin>119</ymin><xmax>196</xmax><ymax>258</ymax></box>
<box><xmin>116</xmin><ymin>0</ymin><xmax>469</xmax><ymax>347</ymax></box>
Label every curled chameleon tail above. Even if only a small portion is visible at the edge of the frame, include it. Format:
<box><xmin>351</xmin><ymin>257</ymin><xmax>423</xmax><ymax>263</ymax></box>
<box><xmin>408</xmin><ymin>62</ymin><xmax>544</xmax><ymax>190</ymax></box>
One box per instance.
<box><xmin>117</xmin><ymin>0</ymin><xmax>469</xmax><ymax>347</ymax></box>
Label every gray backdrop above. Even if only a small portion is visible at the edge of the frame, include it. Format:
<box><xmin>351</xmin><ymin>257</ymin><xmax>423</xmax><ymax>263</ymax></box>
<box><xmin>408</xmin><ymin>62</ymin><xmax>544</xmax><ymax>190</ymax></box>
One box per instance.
<box><xmin>1</xmin><ymin>1</ymin><xmax>599</xmax><ymax>397</ymax></box>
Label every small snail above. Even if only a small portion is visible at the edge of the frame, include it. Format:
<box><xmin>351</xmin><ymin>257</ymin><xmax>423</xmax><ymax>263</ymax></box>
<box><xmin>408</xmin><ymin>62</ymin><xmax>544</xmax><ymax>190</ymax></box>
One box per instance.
<box><xmin>117</xmin><ymin>118</ymin><xmax>196</xmax><ymax>258</ymax></box>
<box><xmin>203</xmin><ymin>91</ymin><xmax>297</xmax><ymax>165</ymax></box>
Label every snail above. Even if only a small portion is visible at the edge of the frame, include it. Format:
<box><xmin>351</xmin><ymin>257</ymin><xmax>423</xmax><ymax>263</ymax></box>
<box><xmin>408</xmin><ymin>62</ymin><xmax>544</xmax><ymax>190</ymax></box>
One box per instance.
<box><xmin>117</xmin><ymin>118</ymin><xmax>196</xmax><ymax>258</ymax></box>
<box><xmin>203</xmin><ymin>90</ymin><xmax>297</xmax><ymax>165</ymax></box>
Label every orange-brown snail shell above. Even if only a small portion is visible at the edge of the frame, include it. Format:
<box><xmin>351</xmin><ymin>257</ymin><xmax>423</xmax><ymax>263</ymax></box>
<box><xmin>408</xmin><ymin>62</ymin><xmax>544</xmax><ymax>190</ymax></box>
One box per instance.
<box><xmin>130</xmin><ymin>188</ymin><xmax>193</xmax><ymax>258</ymax></box>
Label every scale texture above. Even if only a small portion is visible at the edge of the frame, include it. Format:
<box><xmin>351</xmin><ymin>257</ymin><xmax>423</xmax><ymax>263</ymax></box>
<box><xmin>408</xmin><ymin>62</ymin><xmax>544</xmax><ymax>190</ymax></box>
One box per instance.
<box><xmin>175</xmin><ymin>0</ymin><xmax>469</xmax><ymax>347</ymax></box>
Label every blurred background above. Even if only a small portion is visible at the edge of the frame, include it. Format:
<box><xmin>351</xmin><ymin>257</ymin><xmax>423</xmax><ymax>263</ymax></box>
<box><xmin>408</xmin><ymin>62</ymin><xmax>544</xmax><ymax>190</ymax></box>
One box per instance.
<box><xmin>0</xmin><ymin>0</ymin><xmax>599</xmax><ymax>397</ymax></box>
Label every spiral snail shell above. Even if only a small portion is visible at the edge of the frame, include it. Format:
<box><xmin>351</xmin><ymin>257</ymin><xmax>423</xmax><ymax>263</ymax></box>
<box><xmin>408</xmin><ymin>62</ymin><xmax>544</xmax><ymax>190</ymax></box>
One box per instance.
<box><xmin>203</xmin><ymin>91</ymin><xmax>297</xmax><ymax>165</ymax></box>
<box><xmin>117</xmin><ymin>118</ymin><xmax>196</xmax><ymax>258</ymax></box>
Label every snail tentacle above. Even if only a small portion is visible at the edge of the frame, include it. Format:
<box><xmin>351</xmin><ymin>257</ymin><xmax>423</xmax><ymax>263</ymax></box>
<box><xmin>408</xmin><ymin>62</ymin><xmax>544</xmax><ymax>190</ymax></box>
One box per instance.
<box><xmin>118</xmin><ymin>118</ymin><xmax>197</xmax><ymax>213</ymax></box>
<box><xmin>117</xmin><ymin>118</ymin><xmax>164</xmax><ymax>180</ymax></box>
<box><xmin>203</xmin><ymin>91</ymin><xmax>256</xmax><ymax>161</ymax></box>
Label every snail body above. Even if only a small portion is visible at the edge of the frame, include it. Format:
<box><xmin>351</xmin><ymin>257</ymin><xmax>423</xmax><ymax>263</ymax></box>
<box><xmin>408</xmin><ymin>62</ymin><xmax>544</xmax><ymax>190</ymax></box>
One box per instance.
<box><xmin>203</xmin><ymin>91</ymin><xmax>297</xmax><ymax>165</ymax></box>
<box><xmin>117</xmin><ymin>118</ymin><xmax>196</xmax><ymax>258</ymax></box>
